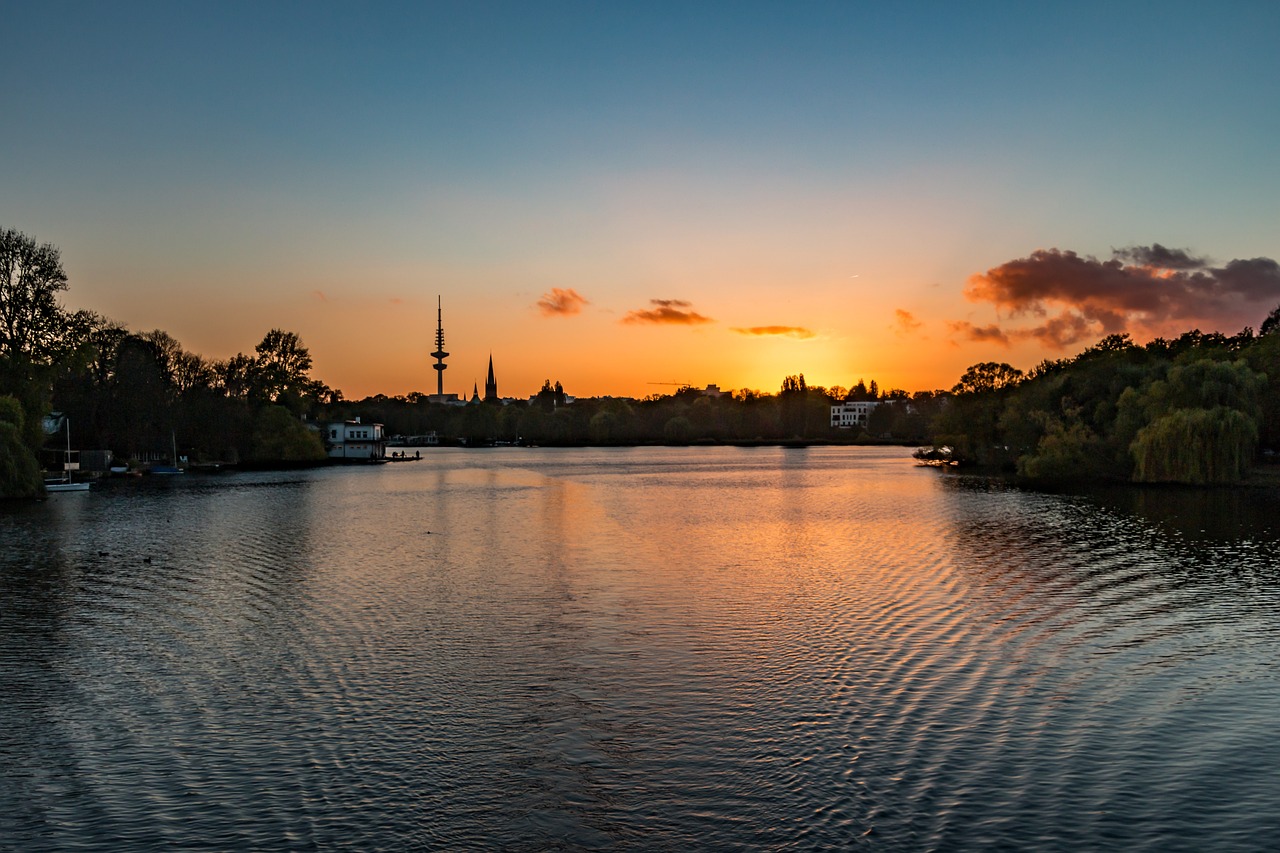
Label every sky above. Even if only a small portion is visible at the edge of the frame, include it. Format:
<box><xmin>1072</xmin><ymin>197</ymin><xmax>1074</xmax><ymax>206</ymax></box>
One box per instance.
<box><xmin>4</xmin><ymin>1</ymin><xmax>1280</xmax><ymax>399</ymax></box>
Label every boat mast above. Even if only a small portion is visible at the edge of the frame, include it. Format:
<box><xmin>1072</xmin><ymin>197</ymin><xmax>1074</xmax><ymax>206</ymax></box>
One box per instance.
<box><xmin>65</xmin><ymin>417</ymin><xmax>71</xmax><ymax>482</ymax></box>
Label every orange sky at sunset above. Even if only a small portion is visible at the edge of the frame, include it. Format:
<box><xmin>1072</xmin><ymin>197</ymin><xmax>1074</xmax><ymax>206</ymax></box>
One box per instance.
<box><xmin>6</xmin><ymin>4</ymin><xmax>1278</xmax><ymax>400</ymax></box>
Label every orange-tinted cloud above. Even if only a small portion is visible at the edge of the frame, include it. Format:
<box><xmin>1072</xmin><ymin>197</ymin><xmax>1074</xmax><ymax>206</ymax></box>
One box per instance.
<box><xmin>949</xmin><ymin>321</ymin><xmax>1011</xmax><ymax>347</ymax></box>
<box><xmin>312</xmin><ymin>290</ymin><xmax>328</xmax><ymax>302</ymax></box>
<box><xmin>730</xmin><ymin>325</ymin><xmax>815</xmax><ymax>339</ymax></box>
<box><xmin>961</xmin><ymin>245</ymin><xmax>1280</xmax><ymax>348</ymax></box>
<box><xmin>893</xmin><ymin>309</ymin><xmax>923</xmax><ymax>335</ymax></box>
<box><xmin>537</xmin><ymin>287</ymin><xmax>589</xmax><ymax>317</ymax></box>
<box><xmin>622</xmin><ymin>299</ymin><xmax>713</xmax><ymax>325</ymax></box>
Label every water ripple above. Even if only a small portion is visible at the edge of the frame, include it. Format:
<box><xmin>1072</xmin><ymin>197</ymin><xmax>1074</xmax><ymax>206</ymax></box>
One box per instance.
<box><xmin>4</xmin><ymin>451</ymin><xmax>1280</xmax><ymax>850</ymax></box>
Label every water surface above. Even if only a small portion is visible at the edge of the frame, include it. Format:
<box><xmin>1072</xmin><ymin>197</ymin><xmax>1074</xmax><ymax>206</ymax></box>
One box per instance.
<box><xmin>3</xmin><ymin>446</ymin><xmax>1279</xmax><ymax>850</ymax></box>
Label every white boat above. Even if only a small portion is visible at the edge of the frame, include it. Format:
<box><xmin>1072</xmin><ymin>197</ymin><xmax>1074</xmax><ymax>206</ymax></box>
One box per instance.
<box><xmin>45</xmin><ymin>479</ymin><xmax>90</xmax><ymax>493</ymax></box>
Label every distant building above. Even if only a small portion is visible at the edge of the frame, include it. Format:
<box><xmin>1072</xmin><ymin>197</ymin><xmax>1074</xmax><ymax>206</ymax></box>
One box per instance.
<box><xmin>326</xmin><ymin>418</ymin><xmax>387</xmax><ymax>460</ymax></box>
<box><xmin>485</xmin><ymin>355</ymin><xmax>499</xmax><ymax>402</ymax></box>
<box><xmin>701</xmin><ymin>384</ymin><xmax>725</xmax><ymax>398</ymax></box>
<box><xmin>831</xmin><ymin>400</ymin><xmax>880</xmax><ymax>430</ymax></box>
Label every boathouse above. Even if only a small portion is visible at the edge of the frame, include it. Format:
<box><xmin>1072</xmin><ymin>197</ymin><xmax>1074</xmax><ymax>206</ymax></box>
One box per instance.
<box><xmin>326</xmin><ymin>418</ymin><xmax>387</xmax><ymax>461</ymax></box>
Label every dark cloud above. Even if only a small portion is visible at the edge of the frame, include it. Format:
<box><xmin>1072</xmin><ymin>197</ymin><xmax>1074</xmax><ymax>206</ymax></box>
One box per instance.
<box><xmin>536</xmin><ymin>287</ymin><xmax>589</xmax><ymax>317</ymax></box>
<box><xmin>1016</xmin><ymin>312</ymin><xmax>1095</xmax><ymax>348</ymax></box>
<box><xmin>730</xmin><ymin>325</ymin><xmax>816</xmax><ymax>339</ymax></box>
<box><xmin>960</xmin><ymin>246</ymin><xmax>1280</xmax><ymax>348</ymax></box>
<box><xmin>1214</xmin><ymin>257</ymin><xmax>1280</xmax><ymax>302</ymax></box>
<box><xmin>1111</xmin><ymin>243</ymin><xmax>1209</xmax><ymax>270</ymax></box>
<box><xmin>622</xmin><ymin>299</ymin><xmax>714</xmax><ymax>325</ymax></box>
<box><xmin>949</xmin><ymin>321</ymin><xmax>1011</xmax><ymax>347</ymax></box>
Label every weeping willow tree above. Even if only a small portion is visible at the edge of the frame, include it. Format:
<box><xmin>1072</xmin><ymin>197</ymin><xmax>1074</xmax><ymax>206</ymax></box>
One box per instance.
<box><xmin>1130</xmin><ymin>406</ymin><xmax>1258</xmax><ymax>484</ymax></box>
<box><xmin>0</xmin><ymin>394</ymin><xmax>42</xmax><ymax>498</ymax></box>
<box><xmin>1017</xmin><ymin>419</ymin><xmax>1112</xmax><ymax>481</ymax></box>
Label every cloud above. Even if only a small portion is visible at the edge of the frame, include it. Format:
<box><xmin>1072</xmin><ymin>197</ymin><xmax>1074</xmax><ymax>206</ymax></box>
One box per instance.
<box><xmin>622</xmin><ymin>299</ymin><xmax>714</xmax><ymax>325</ymax></box>
<box><xmin>1018</xmin><ymin>312</ymin><xmax>1094</xmax><ymax>348</ymax></box>
<box><xmin>894</xmin><ymin>309</ymin><xmax>923</xmax><ymax>335</ymax></box>
<box><xmin>312</xmin><ymin>290</ymin><xmax>328</xmax><ymax>302</ymax></box>
<box><xmin>948</xmin><ymin>321</ymin><xmax>1011</xmax><ymax>347</ymax></box>
<box><xmin>730</xmin><ymin>325</ymin><xmax>816</xmax><ymax>339</ymax></box>
<box><xmin>959</xmin><ymin>245</ymin><xmax>1280</xmax><ymax>348</ymax></box>
<box><xmin>1111</xmin><ymin>243</ymin><xmax>1208</xmax><ymax>270</ymax></box>
<box><xmin>537</xmin><ymin>287</ymin><xmax>589</xmax><ymax>317</ymax></box>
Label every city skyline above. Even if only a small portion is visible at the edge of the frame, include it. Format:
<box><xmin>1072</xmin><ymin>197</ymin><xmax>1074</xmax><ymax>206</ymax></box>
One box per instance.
<box><xmin>4</xmin><ymin>2</ymin><xmax>1279</xmax><ymax>399</ymax></box>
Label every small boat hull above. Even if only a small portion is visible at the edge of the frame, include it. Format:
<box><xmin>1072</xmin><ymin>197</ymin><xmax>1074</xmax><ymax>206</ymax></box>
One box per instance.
<box><xmin>45</xmin><ymin>481</ymin><xmax>90</xmax><ymax>492</ymax></box>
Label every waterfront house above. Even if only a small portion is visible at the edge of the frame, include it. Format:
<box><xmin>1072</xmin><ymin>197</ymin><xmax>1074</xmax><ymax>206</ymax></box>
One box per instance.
<box><xmin>830</xmin><ymin>400</ymin><xmax>880</xmax><ymax>430</ymax></box>
<box><xmin>326</xmin><ymin>418</ymin><xmax>387</xmax><ymax>461</ymax></box>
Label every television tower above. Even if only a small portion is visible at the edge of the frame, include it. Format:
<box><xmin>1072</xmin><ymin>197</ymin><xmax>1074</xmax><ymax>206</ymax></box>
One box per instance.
<box><xmin>431</xmin><ymin>295</ymin><xmax>449</xmax><ymax>395</ymax></box>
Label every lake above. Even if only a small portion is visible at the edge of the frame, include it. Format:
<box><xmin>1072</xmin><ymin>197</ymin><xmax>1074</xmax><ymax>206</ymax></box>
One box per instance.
<box><xmin>3</xmin><ymin>446</ymin><xmax>1279</xmax><ymax>850</ymax></box>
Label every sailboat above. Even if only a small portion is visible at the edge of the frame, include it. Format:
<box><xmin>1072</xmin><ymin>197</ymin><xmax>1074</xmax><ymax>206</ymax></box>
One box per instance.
<box><xmin>150</xmin><ymin>430</ymin><xmax>184</xmax><ymax>474</ymax></box>
<box><xmin>45</xmin><ymin>415</ymin><xmax>90</xmax><ymax>492</ymax></box>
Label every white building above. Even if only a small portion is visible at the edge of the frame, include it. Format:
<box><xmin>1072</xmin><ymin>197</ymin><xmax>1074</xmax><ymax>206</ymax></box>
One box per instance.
<box><xmin>326</xmin><ymin>418</ymin><xmax>387</xmax><ymax>461</ymax></box>
<box><xmin>831</xmin><ymin>400</ymin><xmax>880</xmax><ymax>430</ymax></box>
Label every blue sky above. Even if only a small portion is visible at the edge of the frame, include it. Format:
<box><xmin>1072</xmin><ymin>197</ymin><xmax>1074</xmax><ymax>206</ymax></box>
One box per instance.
<box><xmin>5</xmin><ymin>1</ymin><xmax>1279</xmax><ymax>397</ymax></box>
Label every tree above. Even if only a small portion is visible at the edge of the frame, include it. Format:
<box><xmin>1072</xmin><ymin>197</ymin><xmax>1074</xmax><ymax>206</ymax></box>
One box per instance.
<box><xmin>0</xmin><ymin>395</ymin><xmax>42</xmax><ymax>498</ymax></box>
<box><xmin>217</xmin><ymin>353</ymin><xmax>260</xmax><ymax>398</ymax></box>
<box><xmin>1261</xmin><ymin>303</ymin><xmax>1280</xmax><ymax>337</ymax></box>
<box><xmin>1131</xmin><ymin>407</ymin><xmax>1257</xmax><ymax>484</ymax></box>
<box><xmin>107</xmin><ymin>335</ymin><xmax>172</xmax><ymax>458</ymax></box>
<box><xmin>663</xmin><ymin>415</ymin><xmax>693</xmax><ymax>443</ymax></box>
<box><xmin>951</xmin><ymin>362</ymin><xmax>1023</xmax><ymax>396</ymax></box>
<box><xmin>1114</xmin><ymin>358</ymin><xmax>1264</xmax><ymax>484</ymax></box>
<box><xmin>249</xmin><ymin>405</ymin><xmax>326</xmax><ymax>462</ymax></box>
<box><xmin>254</xmin><ymin>329</ymin><xmax>317</xmax><ymax>408</ymax></box>
<box><xmin>779</xmin><ymin>374</ymin><xmax>810</xmax><ymax>437</ymax></box>
<box><xmin>0</xmin><ymin>228</ymin><xmax>70</xmax><ymax>366</ymax></box>
<box><xmin>532</xmin><ymin>379</ymin><xmax>567</xmax><ymax>411</ymax></box>
<box><xmin>0</xmin><ymin>229</ymin><xmax>80</xmax><ymax>487</ymax></box>
<box><xmin>780</xmin><ymin>374</ymin><xmax>807</xmax><ymax>395</ymax></box>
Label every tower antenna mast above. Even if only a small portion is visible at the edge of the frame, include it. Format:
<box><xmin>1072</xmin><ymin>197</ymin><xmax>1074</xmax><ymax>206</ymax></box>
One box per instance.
<box><xmin>431</xmin><ymin>295</ymin><xmax>449</xmax><ymax>396</ymax></box>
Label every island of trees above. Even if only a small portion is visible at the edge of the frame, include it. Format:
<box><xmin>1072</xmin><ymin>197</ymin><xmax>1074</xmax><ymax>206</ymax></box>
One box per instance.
<box><xmin>4</xmin><ymin>226</ymin><xmax>1280</xmax><ymax>497</ymax></box>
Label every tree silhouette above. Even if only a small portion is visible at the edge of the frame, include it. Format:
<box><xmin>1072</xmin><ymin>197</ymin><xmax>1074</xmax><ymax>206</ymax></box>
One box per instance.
<box><xmin>951</xmin><ymin>362</ymin><xmax>1023</xmax><ymax>396</ymax></box>
<box><xmin>1261</xmin><ymin>303</ymin><xmax>1280</xmax><ymax>337</ymax></box>
<box><xmin>255</xmin><ymin>329</ymin><xmax>316</xmax><ymax>408</ymax></box>
<box><xmin>0</xmin><ymin>228</ymin><xmax>70</xmax><ymax>365</ymax></box>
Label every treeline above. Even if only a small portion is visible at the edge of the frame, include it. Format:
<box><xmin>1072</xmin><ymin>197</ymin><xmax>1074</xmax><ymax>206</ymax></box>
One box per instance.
<box><xmin>51</xmin><ymin>323</ymin><xmax>337</xmax><ymax>466</ymax></box>
<box><xmin>932</xmin><ymin>321</ymin><xmax>1280</xmax><ymax>485</ymax></box>
<box><xmin>343</xmin><ymin>376</ymin><xmax>949</xmax><ymax>447</ymax></box>
<box><xmin>4</xmin><ymin>226</ymin><xmax>930</xmax><ymax>499</ymax></box>
<box><xmin>8</xmin><ymin>226</ymin><xmax>1280</xmax><ymax>496</ymax></box>
<box><xmin>2</xmin><ymin>228</ymin><xmax>339</xmax><ymax>496</ymax></box>
<box><xmin>344</xmin><ymin>385</ymin><xmax>818</xmax><ymax>447</ymax></box>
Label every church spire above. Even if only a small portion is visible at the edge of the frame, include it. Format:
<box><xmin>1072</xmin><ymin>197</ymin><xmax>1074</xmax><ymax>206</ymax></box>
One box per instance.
<box><xmin>484</xmin><ymin>354</ymin><xmax>498</xmax><ymax>402</ymax></box>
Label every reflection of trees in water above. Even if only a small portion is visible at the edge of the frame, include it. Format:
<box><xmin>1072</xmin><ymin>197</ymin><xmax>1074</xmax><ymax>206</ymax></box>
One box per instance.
<box><xmin>938</xmin><ymin>473</ymin><xmax>1280</xmax><ymax>608</ymax></box>
<box><xmin>1086</xmin><ymin>483</ymin><xmax>1280</xmax><ymax>543</ymax></box>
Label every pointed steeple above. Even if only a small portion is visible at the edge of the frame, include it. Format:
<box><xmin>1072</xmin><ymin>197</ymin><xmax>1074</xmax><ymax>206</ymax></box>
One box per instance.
<box><xmin>484</xmin><ymin>354</ymin><xmax>498</xmax><ymax>402</ymax></box>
